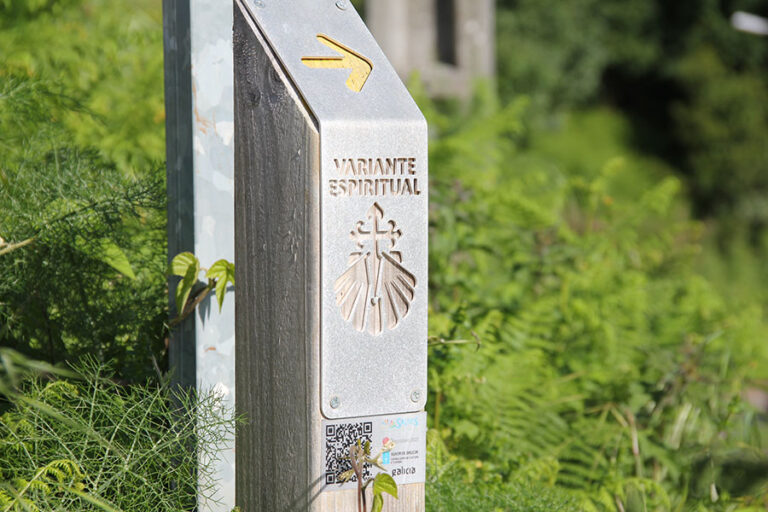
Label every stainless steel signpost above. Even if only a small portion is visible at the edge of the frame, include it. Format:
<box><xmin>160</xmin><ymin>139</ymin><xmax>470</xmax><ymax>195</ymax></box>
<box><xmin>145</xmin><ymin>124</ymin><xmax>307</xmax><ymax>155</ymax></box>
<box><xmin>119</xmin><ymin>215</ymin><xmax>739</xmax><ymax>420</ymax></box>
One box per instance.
<box><xmin>163</xmin><ymin>1</ymin><xmax>236</xmax><ymax>510</ymax></box>
<box><xmin>234</xmin><ymin>0</ymin><xmax>428</xmax><ymax>509</ymax></box>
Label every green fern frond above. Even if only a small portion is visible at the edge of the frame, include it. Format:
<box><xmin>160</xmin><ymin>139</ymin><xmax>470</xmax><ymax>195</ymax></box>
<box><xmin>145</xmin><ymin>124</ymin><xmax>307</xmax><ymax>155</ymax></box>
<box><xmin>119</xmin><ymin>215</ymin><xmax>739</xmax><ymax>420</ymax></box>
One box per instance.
<box><xmin>424</xmin><ymin>83</ymin><xmax>768</xmax><ymax>508</ymax></box>
<box><xmin>39</xmin><ymin>382</ymin><xmax>79</xmax><ymax>402</ymax></box>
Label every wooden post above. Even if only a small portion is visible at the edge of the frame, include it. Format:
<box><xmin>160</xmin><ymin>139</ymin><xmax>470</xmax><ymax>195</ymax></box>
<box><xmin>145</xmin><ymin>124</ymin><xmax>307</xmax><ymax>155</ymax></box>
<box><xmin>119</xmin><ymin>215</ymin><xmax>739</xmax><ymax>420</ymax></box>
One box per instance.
<box><xmin>234</xmin><ymin>0</ymin><xmax>428</xmax><ymax>510</ymax></box>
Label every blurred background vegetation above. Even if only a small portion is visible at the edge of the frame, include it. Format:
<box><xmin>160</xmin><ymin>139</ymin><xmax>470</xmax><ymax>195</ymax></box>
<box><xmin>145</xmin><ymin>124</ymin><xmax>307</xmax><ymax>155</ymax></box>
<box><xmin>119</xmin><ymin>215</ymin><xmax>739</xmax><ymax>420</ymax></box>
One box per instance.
<box><xmin>1</xmin><ymin>0</ymin><xmax>768</xmax><ymax>510</ymax></box>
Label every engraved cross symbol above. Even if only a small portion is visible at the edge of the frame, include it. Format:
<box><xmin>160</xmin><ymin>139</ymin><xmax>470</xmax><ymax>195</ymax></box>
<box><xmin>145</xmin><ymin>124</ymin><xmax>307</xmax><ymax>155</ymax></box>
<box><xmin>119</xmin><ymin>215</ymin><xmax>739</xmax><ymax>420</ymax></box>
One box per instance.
<box><xmin>350</xmin><ymin>204</ymin><xmax>401</xmax><ymax>315</ymax></box>
<box><xmin>351</xmin><ymin>203</ymin><xmax>401</xmax><ymax>256</ymax></box>
<box><xmin>334</xmin><ymin>202</ymin><xmax>416</xmax><ymax>336</ymax></box>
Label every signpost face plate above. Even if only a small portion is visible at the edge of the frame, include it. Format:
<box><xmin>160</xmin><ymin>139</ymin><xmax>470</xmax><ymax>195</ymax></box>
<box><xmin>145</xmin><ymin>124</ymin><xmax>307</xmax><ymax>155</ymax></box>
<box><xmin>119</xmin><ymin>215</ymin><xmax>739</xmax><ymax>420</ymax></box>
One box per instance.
<box><xmin>242</xmin><ymin>0</ymin><xmax>427</xmax><ymax>418</ymax></box>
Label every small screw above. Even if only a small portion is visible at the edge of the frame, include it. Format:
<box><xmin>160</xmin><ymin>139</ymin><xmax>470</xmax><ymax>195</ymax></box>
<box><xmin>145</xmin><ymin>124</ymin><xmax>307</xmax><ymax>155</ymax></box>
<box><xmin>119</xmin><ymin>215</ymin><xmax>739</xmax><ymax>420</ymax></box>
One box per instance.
<box><xmin>335</xmin><ymin>0</ymin><xmax>348</xmax><ymax>10</ymax></box>
<box><xmin>410</xmin><ymin>390</ymin><xmax>422</xmax><ymax>403</ymax></box>
<box><xmin>330</xmin><ymin>396</ymin><xmax>340</xmax><ymax>409</ymax></box>
<box><xmin>254</xmin><ymin>0</ymin><xmax>264</xmax><ymax>7</ymax></box>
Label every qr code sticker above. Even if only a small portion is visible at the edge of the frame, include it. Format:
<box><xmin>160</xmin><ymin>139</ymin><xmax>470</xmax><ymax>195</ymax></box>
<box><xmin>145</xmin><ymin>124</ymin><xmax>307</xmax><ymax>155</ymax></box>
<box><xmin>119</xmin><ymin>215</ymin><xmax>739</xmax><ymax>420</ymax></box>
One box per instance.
<box><xmin>324</xmin><ymin>421</ymin><xmax>373</xmax><ymax>485</ymax></box>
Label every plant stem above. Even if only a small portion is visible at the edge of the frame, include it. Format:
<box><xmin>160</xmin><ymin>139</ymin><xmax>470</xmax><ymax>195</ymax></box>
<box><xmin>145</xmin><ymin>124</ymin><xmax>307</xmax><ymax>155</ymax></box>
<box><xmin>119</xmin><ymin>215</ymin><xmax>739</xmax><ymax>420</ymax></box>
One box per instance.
<box><xmin>169</xmin><ymin>282</ymin><xmax>214</xmax><ymax>327</ymax></box>
<box><xmin>0</xmin><ymin>237</ymin><xmax>34</xmax><ymax>256</ymax></box>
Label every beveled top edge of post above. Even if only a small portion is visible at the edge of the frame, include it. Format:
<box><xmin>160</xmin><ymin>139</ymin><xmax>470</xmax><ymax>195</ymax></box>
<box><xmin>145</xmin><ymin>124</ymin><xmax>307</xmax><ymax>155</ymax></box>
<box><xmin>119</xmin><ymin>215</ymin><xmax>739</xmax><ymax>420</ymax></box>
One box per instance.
<box><xmin>240</xmin><ymin>0</ymin><xmax>425</xmax><ymax>124</ymax></box>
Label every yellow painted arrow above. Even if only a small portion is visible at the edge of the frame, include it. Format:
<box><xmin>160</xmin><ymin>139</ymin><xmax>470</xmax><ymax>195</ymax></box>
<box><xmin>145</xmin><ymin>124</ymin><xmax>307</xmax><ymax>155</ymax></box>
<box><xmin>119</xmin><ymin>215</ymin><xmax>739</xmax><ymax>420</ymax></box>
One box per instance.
<box><xmin>301</xmin><ymin>34</ymin><xmax>373</xmax><ymax>93</ymax></box>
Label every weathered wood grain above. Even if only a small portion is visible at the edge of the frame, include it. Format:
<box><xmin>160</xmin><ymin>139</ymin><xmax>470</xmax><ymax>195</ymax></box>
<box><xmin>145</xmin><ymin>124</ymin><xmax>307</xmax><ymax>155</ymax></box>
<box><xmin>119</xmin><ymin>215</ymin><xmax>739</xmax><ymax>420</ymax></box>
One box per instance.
<box><xmin>235</xmin><ymin>1</ymin><xmax>321</xmax><ymax>509</ymax></box>
<box><xmin>319</xmin><ymin>483</ymin><xmax>425</xmax><ymax>511</ymax></box>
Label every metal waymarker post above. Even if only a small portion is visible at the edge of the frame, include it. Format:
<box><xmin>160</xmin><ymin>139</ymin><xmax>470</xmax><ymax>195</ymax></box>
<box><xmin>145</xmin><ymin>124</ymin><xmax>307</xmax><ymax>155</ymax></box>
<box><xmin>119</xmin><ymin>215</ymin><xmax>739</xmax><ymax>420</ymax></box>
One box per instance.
<box><xmin>163</xmin><ymin>0</ymin><xmax>236</xmax><ymax>510</ymax></box>
<box><xmin>233</xmin><ymin>0</ymin><xmax>428</xmax><ymax>510</ymax></box>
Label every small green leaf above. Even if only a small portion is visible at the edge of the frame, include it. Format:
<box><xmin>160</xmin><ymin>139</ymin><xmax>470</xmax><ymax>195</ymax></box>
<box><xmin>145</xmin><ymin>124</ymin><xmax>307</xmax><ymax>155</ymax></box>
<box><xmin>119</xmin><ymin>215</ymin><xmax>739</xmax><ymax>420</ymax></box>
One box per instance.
<box><xmin>171</xmin><ymin>252</ymin><xmax>199</xmax><ymax>277</ymax></box>
<box><xmin>74</xmin><ymin>237</ymin><xmax>135</xmax><ymax>279</ymax></box>
<box><xmin>373</xmin><ymin>473</ymin><xmax>398</xmax><ymax>499</ymax></box>
<box><xmin>171</xmin><ymin>252</ymin><xmax>200</xmax><ymax>313</ymax></box>
<box><xmin>371</xmin><ymin>494</ymin><xmax>383</xmax><ymax>512</ymax></box>
<box><xmin>175</xmin><ymin>263</ymin><xmax>198</xmax><ymax>314</ymax></box>
<box><xmin>214</xmin><ymin>278</ymin><xmax>227</xmax><ymax>311</ymax></box>
<box><xmin>625</xmin><ymin>482</ymin><xmax>647</xmax><ymax>512</ymax></box>
<box><xmin>206</xmin><ymin>259</ymin><xmax>235</xmax><ymax>311</ymax></box>
<box><xmin>206</xmin><ymin>259</ymin><xmax>234</xmax><ymax>284</ymax></box>
<box><xmin>97</xmin><ymin>241</ymin><xmax>136</xmax><ymax>280</ymax></box>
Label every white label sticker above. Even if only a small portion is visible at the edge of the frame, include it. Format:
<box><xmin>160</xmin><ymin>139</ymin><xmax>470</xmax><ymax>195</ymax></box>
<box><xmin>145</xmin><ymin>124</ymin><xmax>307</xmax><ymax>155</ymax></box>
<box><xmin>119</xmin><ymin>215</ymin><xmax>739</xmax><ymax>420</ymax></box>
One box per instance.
<box><xmin>322</xmin><ymin>411</ymin><xmax>427</xmax><ymax>491</ymax></box>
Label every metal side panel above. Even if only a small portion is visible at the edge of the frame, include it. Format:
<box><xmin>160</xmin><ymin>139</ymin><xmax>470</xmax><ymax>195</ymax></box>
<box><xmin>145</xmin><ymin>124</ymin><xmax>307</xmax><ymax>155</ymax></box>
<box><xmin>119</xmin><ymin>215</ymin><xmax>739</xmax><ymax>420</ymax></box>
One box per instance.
<box><xmin>319</xmin><ymin>120</ymin><xmax>428</xmax><ymax>418</ymax></box>
<box><xmin>241</xmin><ymin>0</ymin><xmax>423</xmax><ymax>123</ymax></box>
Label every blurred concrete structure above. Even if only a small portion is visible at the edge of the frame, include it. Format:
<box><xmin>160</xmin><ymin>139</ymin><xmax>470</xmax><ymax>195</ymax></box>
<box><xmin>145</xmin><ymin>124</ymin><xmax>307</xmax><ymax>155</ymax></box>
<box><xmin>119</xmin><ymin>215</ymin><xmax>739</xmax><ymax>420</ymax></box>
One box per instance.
<box><xmin>366</xmin><ymin>0</ymin><xmax>495</xmax><ymax>98</ymax></box>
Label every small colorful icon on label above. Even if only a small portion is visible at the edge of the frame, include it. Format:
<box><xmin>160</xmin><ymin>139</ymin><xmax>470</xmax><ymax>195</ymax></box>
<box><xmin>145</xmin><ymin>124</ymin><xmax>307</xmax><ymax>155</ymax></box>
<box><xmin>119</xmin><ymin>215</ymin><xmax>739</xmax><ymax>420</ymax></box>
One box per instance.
<box><xmin>382</xmin><ymin>437</ymin><xmax>391</xmax><ymax>464</ymax></box>
<box><xmin>381</xmin><ymin>416</ymin><xmax>420</xmax><ymax>429</ymax></box>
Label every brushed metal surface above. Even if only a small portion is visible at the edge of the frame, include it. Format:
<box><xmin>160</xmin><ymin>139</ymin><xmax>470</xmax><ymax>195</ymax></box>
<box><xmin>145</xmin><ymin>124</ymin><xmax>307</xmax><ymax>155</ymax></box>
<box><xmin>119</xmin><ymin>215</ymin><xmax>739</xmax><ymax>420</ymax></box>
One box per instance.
<box><xmin>242</xmin><ymin>0</ymin><xmax>428</xmax><ymax>419</ymax></box>
<box><xmin>242</xmin><ymin>0</ymin><xmax>423</xmax><ymax>122</ymax></box>
<box><xmin>189</xmin><ymin>0</ymin><xmax>237</xmax><ymax>508</ymax></box>
<box><xmin>164</xmin><ymin>1</ymin><xmax>237</xmax><ymax>508</ymax></box>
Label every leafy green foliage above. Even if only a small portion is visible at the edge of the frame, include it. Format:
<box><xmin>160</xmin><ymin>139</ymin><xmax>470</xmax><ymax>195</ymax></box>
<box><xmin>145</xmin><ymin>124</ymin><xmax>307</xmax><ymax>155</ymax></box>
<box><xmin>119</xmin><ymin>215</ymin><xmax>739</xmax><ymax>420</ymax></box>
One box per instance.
<box><xmin>427</xmin><ymin>474</ymin><xmax>580</xmax><ymax>512</ymax></box>
<box><xmin>207</xmin><ymin>260</ymin><xmax>236</xmax><ymax>312</ymax></box>
<box><xmin>671</xmin><ymin>47</ymin><xmax>768</xmax><ymax>226</ymax></box>
<box><xmin>171</xmin><ymin>252</ymin><xmax>201</xmax><ymax>315</ymax></box>
<box><xmin>338</xmin><ymin>437</ymin><xmax>398</xmax><ymax>512</ymax></box>
<box><xmin>170</xmin><ymin>253</ymin><xmax>235</xmax><ymax>323</ymax></box>
<box><xmin>496</xmin><ymin>0</ymin><xmax>611</xmax><ymax>111</ymax></box>
<box><xmin>0</xmin><ymin>0</ymin><xmax>165</xmax><ymax>169</ymax></box>
<box><xmin>495</xmin><ymin>0</ymin><xmax>671</xmax><ymax>114</ymax></box>
<box><xmin>3</xmin><ymin>0</ymin><xmax>768</xmax><ymax>510</ymax></box>
<box><xmin>495</xmin><ymin>0</ymin><xmax>768</xmax><ymax>231</ymax></box>
<box><xmin>371</xmin><ymin>473</ymin><xmax>397</xmax><ymax>512</ymax></box>
<box><xmin>0</xmin><ymin>347</ymin><xmax>76</xmax><ymax>398</ymax></box>
<box><xmin>0</xmin><ymin>458</ymin><xmax>124</xmax><ymax>512</ymax></box>
<box><xmin>427</xmin><ymin>433</ymin><xmax>580</xmax><ymax>511</ymax></box>
<box><xmin>423</xmin><ymin>90</ymin><xmax>768</xmax><ymax>509</ymax></box>
<box><xmin>0</xmin><ymin>70</ymin><xmax>167</xmax><ymax>380</ymax></box>
<box><xmin>0</xmin><ymin>361</ymin><xmax>235</xmax><ymax>512</ymax></box>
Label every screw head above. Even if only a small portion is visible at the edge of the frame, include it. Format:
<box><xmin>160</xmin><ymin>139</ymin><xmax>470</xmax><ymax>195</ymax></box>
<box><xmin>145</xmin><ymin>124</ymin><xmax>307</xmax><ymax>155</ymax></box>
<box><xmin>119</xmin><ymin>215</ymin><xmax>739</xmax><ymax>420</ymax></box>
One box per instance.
<box><xmin>335</xmin><ymin>0</ymin><xmax>348</xmax><ymax>10</ymax></box>
<box><xmin>330</xmin><ymin>396</ymin><xmax>341</xmax><ymax>409</ymax></box>
<box><xmin>254</xmin><ymin>0</ymin><xmax>264</xmax><ymax>7</ymax></box>
<box><xmin>410</xmin><ymin>390</ymin><xmax>422</xmax><ymax>403</ymax></box>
